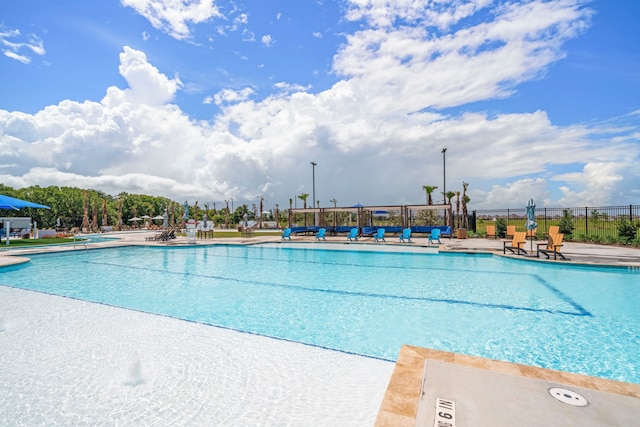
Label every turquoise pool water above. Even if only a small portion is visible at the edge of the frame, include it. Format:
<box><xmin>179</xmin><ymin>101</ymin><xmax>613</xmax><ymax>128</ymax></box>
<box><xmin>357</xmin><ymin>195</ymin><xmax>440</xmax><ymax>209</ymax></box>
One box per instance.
<box><xmin>1</xmin><ymin>245</ymin><xmax>639</xmax><ymax>384</ymax></box>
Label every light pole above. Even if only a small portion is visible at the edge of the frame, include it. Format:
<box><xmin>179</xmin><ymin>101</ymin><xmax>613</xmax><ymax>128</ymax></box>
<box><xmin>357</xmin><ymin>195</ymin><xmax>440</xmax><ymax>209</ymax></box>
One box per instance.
<box><xmin>442</xmin><ymin>147</ymin><xmax>448</xmax><ymax>228</ymax></box>
<box><xmin>310</xmin><ymin>161</ymin><xmax>317</xmax><ymax>226</ymax></box>
<box><xmin>441</xmin><ymin>148</ymin><xmax>447</xmax><ymax>204</ymax></box>
<box><xmin>258</xmin><ymin>196</ymin><xmax>264</xmax><ymax>229</ymax></box>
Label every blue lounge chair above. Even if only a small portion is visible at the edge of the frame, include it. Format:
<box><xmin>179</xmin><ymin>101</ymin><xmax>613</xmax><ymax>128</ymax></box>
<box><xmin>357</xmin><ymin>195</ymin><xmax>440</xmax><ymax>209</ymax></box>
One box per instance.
<box><xmin>373</xmin><ymin>228</ymin><xmax>385</xmax><ymax>242</ymax></box>
<box><xmin>428</xmin><ymin>228</ymin><xmax>442</xmax><ymax>244</ymax></box>
<box><xmin>281</xmin><ymin>228</ymin><xmax>292</xmax><ymax>240</ymax></box>
<box><xmin>399</xmin><ymin>228</ymin><xmax>412</xmax><ymax>243</ymax></box>
<box><xmin>315</xmin><ymin>228</ymin><xmax>326</xmax><ymax>241</ymax></box>
<box><xmin>347</xmin><ymin>228</ymin><xmax>358</xmax><ymax>241</ymax></box>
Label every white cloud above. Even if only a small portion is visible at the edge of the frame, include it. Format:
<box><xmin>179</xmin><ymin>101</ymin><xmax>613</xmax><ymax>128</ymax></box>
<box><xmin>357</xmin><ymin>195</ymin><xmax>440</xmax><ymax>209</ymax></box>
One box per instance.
<box><xmin>261</xmin><ymin>34</ymin><xmax>274</xmax><ymax>47</ymax></box>
<box><xmin>105</xmin><ymin>46</ymin><xmax>182</xmax><ymax>106</ymax></box>
<box><xmin>212</xmin><ymin>87</ymin><xmax>256</xmax><ymax>105</ymax></box>
<box><xmin>4</xmin><ymin>50</ymin><xmax>31</xmax><ymax>64</ymax></box>
<box><xmin>0</xmin><ymin>27</ymin><xmax>46</xmax><ymax>64</ymax></box>
<box><xmin>121</xmin><ymin>0</ymin><xmax>222</xmax><ymax>40</ymax></box>
<box><xmin>273</xmin><ymin>82</ymin><xmax>311</xmax><ymax>93</ymax></box>
<box><xmin>334</xmin><ymin>1</ymin><xmax>592</xmax><ymax>113</ymax></box>
<box><xmin>235</xmin><ymin>13</ymin><xmax>249</xmax><ymax>25</ymax></box>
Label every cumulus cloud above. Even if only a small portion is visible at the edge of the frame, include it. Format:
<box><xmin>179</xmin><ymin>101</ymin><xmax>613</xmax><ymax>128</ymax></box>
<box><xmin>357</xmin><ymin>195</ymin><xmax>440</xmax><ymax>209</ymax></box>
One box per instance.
<box><xmin>106</xmin><ymin>46</ymin><xmax>183</xmax><ymax>106</ymax></box>
<box><xmin>212</xmin><ymin>87</ymin><xmax>256</xmax><ymax>105</ymax></box>
<box><xmin>120</xmin><ymin>0</ymin><xmax>222</xmax><ymax>40</ymax></box>
<box><xmin>334</xmin><ymin>0</ymin><xmax>592</xmax><ymax>114</ymax></box>
<box><xmin>0</xmin><ymin>1</ymin><xmax>638</xmax><ymax>209</ymax></box>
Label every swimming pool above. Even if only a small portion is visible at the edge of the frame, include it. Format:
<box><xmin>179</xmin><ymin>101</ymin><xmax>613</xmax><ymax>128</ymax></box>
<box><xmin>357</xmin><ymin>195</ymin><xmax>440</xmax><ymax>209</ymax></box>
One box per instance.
<box><xmin>2</xmin><ymin>244</ymin><xmax>639</xmax><ymax>384</ymax></box>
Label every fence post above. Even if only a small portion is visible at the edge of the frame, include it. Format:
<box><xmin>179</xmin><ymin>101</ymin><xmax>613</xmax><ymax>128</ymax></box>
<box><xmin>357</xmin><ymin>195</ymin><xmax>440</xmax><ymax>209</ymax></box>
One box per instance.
<box><xmin>631</xmin><ymin>205</ymin><xmax>634</xmax><ymax>222</ymax></box>
<box><xmin>585</xmin><ymin>207</ymin><xmax>588</xmax><ymax>237</ymax></box>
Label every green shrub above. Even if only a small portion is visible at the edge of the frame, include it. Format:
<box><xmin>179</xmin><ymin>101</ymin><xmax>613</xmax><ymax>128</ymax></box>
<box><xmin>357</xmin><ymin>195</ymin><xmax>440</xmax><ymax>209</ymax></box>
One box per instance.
<box><xmin>496</xmin><ymin>219</ymin><xmax>507</xmax><ymax>238</ymax></box>
<box><xmin>617</xmin><ymin>218</ymin><xmax>638</xmax><ymax>244</ymax></box>
<box><xmin>558</xmin><ymin>209</ymin><xmax>575</xmax><ymax>238</ymax></box>
<box><xmin>588</xmin><ymin>234</ymin><xmax>603</xmax><ymax>244</ymax></box>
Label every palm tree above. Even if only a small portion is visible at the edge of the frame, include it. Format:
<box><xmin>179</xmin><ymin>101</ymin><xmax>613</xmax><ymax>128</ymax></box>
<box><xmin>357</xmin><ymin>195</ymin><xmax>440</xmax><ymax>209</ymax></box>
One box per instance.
<box><xmin>422</xmin><ymin>185</ymin><xmax>438</xmax><ymax>205</ymax></box>
<box><xmin>455</xmin><ymin>191</ymin><xmax>461</xmax><ymax>228</ymax></box>
<box><xmin>330</xmin><ymin>198</ymin><xmax>337</xmax><ymax>229</ymax></box>
<box><xmin>445</xmin><ymin>191</ymin><xmax>456</xmax><ymax>228</ymax></box>
<box><xmin>461</xmin><ymin>182</ymin><xmax>470</xmax><ymax>229</ymax></box>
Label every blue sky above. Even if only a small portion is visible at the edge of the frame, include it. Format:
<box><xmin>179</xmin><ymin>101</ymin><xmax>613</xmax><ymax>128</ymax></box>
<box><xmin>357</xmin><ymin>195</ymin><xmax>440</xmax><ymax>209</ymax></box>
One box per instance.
<box><xmin>1</xmin><ymin>0</ymin><xmax>639</xmax><ymax>210</ymax></box>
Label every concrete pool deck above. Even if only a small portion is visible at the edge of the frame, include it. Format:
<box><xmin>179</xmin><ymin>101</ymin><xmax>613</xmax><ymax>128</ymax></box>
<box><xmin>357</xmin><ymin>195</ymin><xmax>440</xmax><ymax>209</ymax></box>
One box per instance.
<box><xmin>1</xmin><ymin>230</ymin><xmax>639</xmax><ymax>425</ymax></box>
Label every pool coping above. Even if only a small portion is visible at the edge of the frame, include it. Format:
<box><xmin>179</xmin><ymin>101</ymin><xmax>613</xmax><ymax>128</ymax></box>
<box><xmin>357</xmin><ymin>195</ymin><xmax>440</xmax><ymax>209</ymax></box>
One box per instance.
<box><xmin>375</xmin><ymin>345</ymin><xmax>640</xmax><ymax>426</ymax></box>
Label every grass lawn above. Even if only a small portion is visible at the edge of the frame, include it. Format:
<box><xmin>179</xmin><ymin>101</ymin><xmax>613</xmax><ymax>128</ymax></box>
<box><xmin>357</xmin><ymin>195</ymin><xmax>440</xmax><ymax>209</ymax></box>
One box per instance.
<box><xmin>0</xmin><ymin>238</ymin><xmax>77</xmax><ymax>247</ymax></box>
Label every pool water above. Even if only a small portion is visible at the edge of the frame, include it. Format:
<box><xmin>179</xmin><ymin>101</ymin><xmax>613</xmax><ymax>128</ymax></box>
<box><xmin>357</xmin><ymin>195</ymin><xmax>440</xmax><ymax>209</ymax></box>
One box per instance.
<box><xmin>2</xmin><ymin>244</ymin><xmax>639</xmax><ymax>384</ymax></box>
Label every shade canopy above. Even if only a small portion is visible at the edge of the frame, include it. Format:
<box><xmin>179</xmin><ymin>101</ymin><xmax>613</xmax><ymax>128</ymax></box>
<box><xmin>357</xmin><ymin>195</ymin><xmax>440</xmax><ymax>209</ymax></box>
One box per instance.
<box><xmin>0</xmin><ymin>194</ymin><xmax>50</xmax><ymax>210</ymax></box>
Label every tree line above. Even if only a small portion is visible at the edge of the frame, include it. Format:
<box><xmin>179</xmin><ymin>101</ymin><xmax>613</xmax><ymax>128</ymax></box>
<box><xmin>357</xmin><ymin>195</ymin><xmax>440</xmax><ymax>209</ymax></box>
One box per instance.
<box><xmin>0</xmin><ymin>184</ymin><xmax>250</xmax><ymax>231</ymax></box>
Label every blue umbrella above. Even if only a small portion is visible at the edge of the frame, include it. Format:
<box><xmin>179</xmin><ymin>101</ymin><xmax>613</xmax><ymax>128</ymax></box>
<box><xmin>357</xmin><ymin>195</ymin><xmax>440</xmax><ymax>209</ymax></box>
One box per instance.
<box><xmin>525</xmin><ymin>198</ymin><xmax>537</xmax><ymax>252</ymax></box>
<box><xmin>0</xmin><ymin>194</ymin><xmax>50</xmax><ymax>210</ymax></box>
<box><xmin>183</xmin><ymin>201</ymin><xmax>189</xmax><ymax>221</ymax></box>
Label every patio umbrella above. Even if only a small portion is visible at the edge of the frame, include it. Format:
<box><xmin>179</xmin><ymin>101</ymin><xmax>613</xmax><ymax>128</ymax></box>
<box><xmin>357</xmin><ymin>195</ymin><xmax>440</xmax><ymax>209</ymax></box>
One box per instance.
<box><xmin>525</xmin><ymin>198</ymin><xmax>537</xmax><ymax>253</ymax></box>
<box><xmin>162</xmin><ymin>210</ymin><xmax>168</xmax><ymax>228</ymax></box>
<box><xmin>183</xmin><ymin>201</ymin><xmax>189</xmax><ymax>222</ymax></box>
<box><xmin>0</xmin><ymin>194</ymin><xmax>50</xmax><ymax>210</ymax></box>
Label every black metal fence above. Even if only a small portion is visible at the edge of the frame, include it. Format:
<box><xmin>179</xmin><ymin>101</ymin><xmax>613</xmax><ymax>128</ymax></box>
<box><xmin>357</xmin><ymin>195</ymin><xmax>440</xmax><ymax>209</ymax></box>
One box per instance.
<box><xmin>472</xmin><ymin>205</ymin><xmax>640</xmax><ymax>241</ymax></box>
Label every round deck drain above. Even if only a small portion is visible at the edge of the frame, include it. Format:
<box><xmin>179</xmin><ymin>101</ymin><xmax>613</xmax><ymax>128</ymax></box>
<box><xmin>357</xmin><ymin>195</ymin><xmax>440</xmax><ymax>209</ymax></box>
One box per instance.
<box><xmin>548</xmin><ymin>387</ymin><xmax>588</xmax><ymax>407</ymax></box>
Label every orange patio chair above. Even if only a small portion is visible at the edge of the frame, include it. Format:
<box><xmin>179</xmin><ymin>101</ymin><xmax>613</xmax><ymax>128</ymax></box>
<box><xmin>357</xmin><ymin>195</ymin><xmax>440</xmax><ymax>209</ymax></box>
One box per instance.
<box><xmin>485</xmin><ymin>225</ymin><xmax>496</xmax><ymax>239</ymax></box>
<box><xmin>503</xmin><ymin>231</ymin><xmax>527</xmax><ymax>255</ymax></box>
<box><xmin>537</xmin><ymin>233</ymin><xmax>567</xmax><ymax>260</ymax></box>
<box><xmin>505</xmin><ymin>225</ymin><xmax>516</xmax><ymax>239</ymax></box>
<box><xmin>544</xmin><ymin>226</ymin><xmax>559</xmax><ymax>239</ymax></box>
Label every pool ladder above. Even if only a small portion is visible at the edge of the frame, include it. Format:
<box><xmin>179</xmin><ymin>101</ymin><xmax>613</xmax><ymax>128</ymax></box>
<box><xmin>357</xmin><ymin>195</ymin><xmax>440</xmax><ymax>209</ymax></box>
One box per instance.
<box><xmin>73</xmin><ymin>235</ymin><xmax>88</xmax><ymax>251</ymax></box>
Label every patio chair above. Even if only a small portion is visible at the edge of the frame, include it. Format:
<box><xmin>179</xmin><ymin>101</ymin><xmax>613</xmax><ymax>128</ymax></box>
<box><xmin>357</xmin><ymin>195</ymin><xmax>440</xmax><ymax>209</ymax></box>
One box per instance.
<box><xmin>543</xmin><ymin>226</ymin><xmax>560</xmax><ymax>239</ymax></box>
<box><xmin>399</xmin><ymin>228</ymin><xmax>412</xmax><ymax>243</ymax></box>
<box><xmin>537</xmin><ymin>233</ymin><xmax>567</xmax><ymax>260</ymax></box>
<box><xmin>315</xmin><ymin>228</ymin><xmax>326</xmax><ymax>241</ymax></box>
<box><xmin>486</xmin><ymin>225</ymin><xmax>496</xmax><ymax>239</ymax></box>
<box><xmin>503</xmin><ymin>231</ymin><xmax>527</xmax><ymax>255</ymax></box>
<box><xmin>428</xmin><ymin>228</ymin><xmax>442</xmax><ymax>244</ymax></box>
<box><xmin>347</xmin><ymin>228</ymin><xmax>358</xmax><ymax>241</ymax></box>
<box><xmin>373</xmin><ymin>228</ymin><xmax>385</xmax><ymax>242</ymax></box>
<box><xmin>281</xmin><ymin>228</ymin><xmax>292</xmax><ymax>240</ymax></box>
<box><xmin>506</xmin><ymin>225</ymin><xmax>516</xmax><ymax>239</ymax></box>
